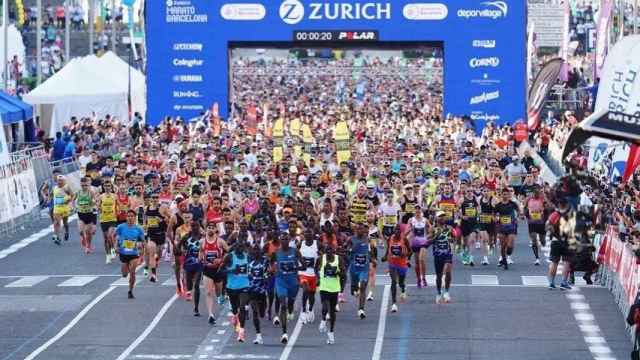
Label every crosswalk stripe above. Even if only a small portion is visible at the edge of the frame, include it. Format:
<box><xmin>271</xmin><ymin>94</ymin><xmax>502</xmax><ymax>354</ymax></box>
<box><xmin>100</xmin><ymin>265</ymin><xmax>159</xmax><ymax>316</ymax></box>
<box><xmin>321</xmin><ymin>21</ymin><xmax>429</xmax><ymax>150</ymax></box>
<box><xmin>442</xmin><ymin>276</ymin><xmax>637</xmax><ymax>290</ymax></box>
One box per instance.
<box><xmin>5</xmin><ymin>276</ymin><xmax>50</xmax><ymax>288</ymax></box>
<box><xmin>162</xmin><ymin>277</ymin><xmax>176</xmax><ymax>287</ymax></box>
<box><xmin>58</xmin><ymin>276</ymin><xmax>99</xmax><ymax>287</ymax></box>
<box><xmin>471</xmin><ymin>275</ymin><xmax>499</xmax><ymax>285</ymax></box>
<box><xmin>521</xmin><ymin>276</ymin><xmax>548</xmax><ymax>286</ymax></box>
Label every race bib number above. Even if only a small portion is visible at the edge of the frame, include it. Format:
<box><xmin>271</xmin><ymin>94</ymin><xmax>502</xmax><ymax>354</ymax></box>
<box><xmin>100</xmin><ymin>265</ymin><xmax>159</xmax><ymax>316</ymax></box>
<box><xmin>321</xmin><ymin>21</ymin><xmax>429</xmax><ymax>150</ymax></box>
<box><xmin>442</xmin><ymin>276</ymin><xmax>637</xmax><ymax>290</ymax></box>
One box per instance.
<box><xmin>279</xmin><ymin>261</ymin><xmax>295</xmax><ymax>274</ymax></box>
<box><xmin>123</xmin><ymin>240</ymin><xmax>136</xmax><ymax>250</ymax></box>
<box><xmin>251</xmin><ymin>267</ymin><xmax>265</xmax><ymax>280</ymax></box>
<box><xmin>414</xmin><ymin>227</ymin><xmax>425</xmax><ymax>237</ymax></box>
<box><xmin>500</xmin><ymin>216</ymin><xmax>512</xmax><ymax>225</ymax></box>
<box><xmin>354</xmin><ymin>254</ymin><xmax>367</xmax><ymax>266</ymax></box>
<box><xmin>303</xmin><ymin>257</ymin><xmax>315</xmax><ymax>269</ymax></box>
<box><xmin>205</xmin><ymin>251</ymin><xmax>218</xmax><ymax>263</ymax></box>
<box><xmin>464</xmin><ymin>207</ymin><xmax>477</xmax><ymax>217</ymax></box>
<box><xmin>391</xmin><ymin>245</ymin><xmax>402</xmax><ymax>257</ymax></box>
<box><xmin>324</xmin><ymin>264</ymin><xmax>338</xmax><ymax>277</ymax></box>
<box><xmin>384</xmin><ymin>215</ymin><xmax>397</xmax><ymax>225</ymax></box>
<box><xmin>147</xmin><ymin>217</ymin><xmax>159</xmax><ymax>227</ymax></box>
<box><xmin>530</xmin><ymin>212</ymin><xmax>542</xmax><ymax>221</ymax></box>
<box><xmin>236</xmin><ymin>264</ymin><xmax>248</xmax><ymax>274</ymax></box>
<box><xmin>479</xmin><ymin>214</ymin><xmax>493</xmax><ymax>223</ymax></box>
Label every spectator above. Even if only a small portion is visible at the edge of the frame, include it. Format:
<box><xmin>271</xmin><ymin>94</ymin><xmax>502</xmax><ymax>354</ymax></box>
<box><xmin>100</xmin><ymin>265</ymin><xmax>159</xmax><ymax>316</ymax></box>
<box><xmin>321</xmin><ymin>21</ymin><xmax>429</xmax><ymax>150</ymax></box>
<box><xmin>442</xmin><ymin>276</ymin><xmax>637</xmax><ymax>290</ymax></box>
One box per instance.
<box><xmin>63</xmin><ymin>135</ymin><xmax>78</xmax><ymax>159</ymax></box>
<box><xmin>51</xmin><ymin>131</ymin><xmax>67</xmax><ymax>161</ymax></box>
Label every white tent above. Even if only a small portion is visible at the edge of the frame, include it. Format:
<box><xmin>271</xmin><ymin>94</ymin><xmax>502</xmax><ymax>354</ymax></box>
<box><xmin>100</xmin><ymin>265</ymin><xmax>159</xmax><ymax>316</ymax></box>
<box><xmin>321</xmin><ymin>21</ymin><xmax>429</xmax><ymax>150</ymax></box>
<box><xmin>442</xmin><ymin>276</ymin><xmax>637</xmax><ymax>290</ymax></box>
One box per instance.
<box><xmin>23</xmin><ymin>52</ymin><xmax>146</xmax><ymax>135</ymax></box>
<box><xmin>0</xmin><ymin>24</ymin><xmax>27</xmax><ymax>82</ymax></box>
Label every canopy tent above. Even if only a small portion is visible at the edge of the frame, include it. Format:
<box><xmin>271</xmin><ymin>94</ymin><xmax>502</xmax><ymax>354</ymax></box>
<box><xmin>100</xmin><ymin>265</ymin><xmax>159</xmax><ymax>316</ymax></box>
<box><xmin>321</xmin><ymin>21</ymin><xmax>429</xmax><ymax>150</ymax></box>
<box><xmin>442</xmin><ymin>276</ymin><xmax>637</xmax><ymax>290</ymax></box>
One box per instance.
<box><xmin>23</xmin><ymin>52</ymin><xmax>146</xmax><ymax>135</ymax></box>
<box><xmin>0</xmin><ymin>91</ymin><xmax>33</xmax><ymax>124</ymax></box>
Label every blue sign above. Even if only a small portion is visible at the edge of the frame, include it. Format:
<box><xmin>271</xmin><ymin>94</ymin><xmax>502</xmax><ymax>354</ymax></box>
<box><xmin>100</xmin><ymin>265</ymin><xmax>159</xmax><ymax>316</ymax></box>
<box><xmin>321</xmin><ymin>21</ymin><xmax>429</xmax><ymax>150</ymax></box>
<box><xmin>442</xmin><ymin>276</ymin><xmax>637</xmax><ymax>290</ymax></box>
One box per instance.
<box><xmin>146</xmin><ymin>0</ymin><xmax>526</xmax><ymax>128</ymax></box>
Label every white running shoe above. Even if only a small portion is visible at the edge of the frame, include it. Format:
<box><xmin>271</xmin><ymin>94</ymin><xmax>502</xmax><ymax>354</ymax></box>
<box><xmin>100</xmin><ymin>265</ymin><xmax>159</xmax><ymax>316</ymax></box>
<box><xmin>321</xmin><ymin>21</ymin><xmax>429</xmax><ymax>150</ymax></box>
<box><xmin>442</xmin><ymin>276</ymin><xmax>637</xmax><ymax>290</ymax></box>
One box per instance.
<box><xmin>307</xmin><ymin>311</ymin><xmax>314</xmax><ymax>323</ymax></box>
<box><xmin>534</xmin><ymin>259</ymin><xmax>540</xmax><ymax>266</ymax></box>
<box><xmin>443</xmin><ymin>292</ymin><xmax>451</xmax><ymax>303</ymax></box>
<box><xmin>400</xmin><ymin>291</ymin><xmax>407</xmax><ymax>302</ymax></box>
<box><xmin>287</xmin><ymin>312</ymin><xmax>294</xmax><ymax>321</ymax></box>
<box><xmin>507</xmin><ymin>256</ymin><xmax>514</xmax><ymax>265</ymax></box>
<box><xmin>319</xmin><ymin>320</ymin><xmax>327</xmax><ymax>333</ymax></box>
<box><xmin>280</xmin><ymin>334</ymin><xmax>288</xmax><ymax>344</ymax></box>
<box><xmin>475</xmin><ymin>241</ymin><xmax>481</xmax><ymax>249</ymax></box>
<box><xmin>106</xmin><ymin>254</ymin><xmax>111</xmax><ymax>264</ymax></box>
<box><xmin>436</xmin><ymin>294</ymin><xmax>443</xmax><ymax>304</ymax></box>
<box><xmin>367</xmin><ymin>291</ymin><xmax>374</xmax><ymax>301</ymax></box>
<box><xmin>327</xmin><ymin>332</ymin><xmax>335</xmax><ymax>344</ymax></box>
<box><xmin>253</xmin><ymin>333</ymin><xmax>263</xmax><ymax>345</ymax></box>
<box><xmin>482</xmin><ymin>256</ymin><xmax>489</xmax><ymax>265</ymax></box>
<box><xmin>273</xmin><ymin>316</ymin><xmax>280</xmax><ymax>327</ymax></box>
<box><xmin>358</xmin><ymin>309</ymin><xmax>366</xmax><ymax>319</ymax></box>
<box><xmin>300</xmin><ymin>311</ymin><xmax>307</xmax><ymax>324</ymax></box>
<box><xmin>391</xmin><ymin>303</ymin><xmax>398</xmax><ymax>313</ymax></box>
<box><xmin>335</xmin><ymin>304</ymin><xmax>340</xmax><ymax>312</ymax></box>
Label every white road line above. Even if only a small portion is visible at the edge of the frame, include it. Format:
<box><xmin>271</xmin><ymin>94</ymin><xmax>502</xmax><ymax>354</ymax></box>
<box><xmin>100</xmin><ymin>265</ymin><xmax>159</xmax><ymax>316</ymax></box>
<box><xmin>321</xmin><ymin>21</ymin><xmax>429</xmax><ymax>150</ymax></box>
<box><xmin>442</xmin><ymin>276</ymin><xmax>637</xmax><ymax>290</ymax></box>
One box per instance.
<box><xmin>565</xmin><ymin>288</ymin><xmax>616</xmax><ymax>360</ymax></box>
<box><xmin>471</xmin><ymin>275</ymin><xmax>499</xmax><ymax>286</ymax></box>
<box><xmin>24</xmin><ymin>286</ymin><xmax>116</xmax><ymax>360</ymax></box>
<box><xmin>131</xmin><ymin>356</ymin><xmax>192</xmax><ymax>359</ymax></box>
<box><xmin>278</xmin><ymin>312</ymin><xmax>304</xmax><ymax>360</ymax></box>
<box><xmin>211</xmin><ymin>355</ymin><xmax>274</xmax><ymax>359</ymax></box>
<box><xmin>112</xmin><ymin>275</ymin><xmax>143</xmax><ymax>286</ymax></box>
<box><xmin>5</xmin><ymin>276</ymin><xmax>49</xmax><ymax>288</ymax></box>
<box><xmin>58</xmin><ymin>276</ymin><xmax>99</xmax><ymax>287</ymax></box>
<box><xmin>371</xmin><ymin>285</ymin><xmax>391</xmax><ymax>360</ymax></box>
<box><xmin>521</xmin><ymin>276</ymin><xmax>549</xmax><ymax>286</ymax></box>
<box><xmin>0</xmin><ymin>215</ymin><xmax>78</xmax><ymax>260</ymax></box>
<box><xmin>115</xmin><ymin>294</ymin><xmax>179</xmax><ymax>360</ymax></box>
<box><xmin>0</xmin><ymin>274</ymin><xmax>119</xmax><ymax>279</ymax></box>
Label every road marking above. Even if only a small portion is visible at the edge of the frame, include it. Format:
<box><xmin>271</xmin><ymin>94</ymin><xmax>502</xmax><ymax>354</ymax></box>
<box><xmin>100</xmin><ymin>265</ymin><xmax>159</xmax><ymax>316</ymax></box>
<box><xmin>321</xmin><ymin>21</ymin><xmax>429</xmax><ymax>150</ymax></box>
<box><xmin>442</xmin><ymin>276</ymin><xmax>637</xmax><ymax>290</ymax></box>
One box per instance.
<box><xmin>0</xmin><ymin>274</ymin><xmax>119</xmax><ymax>279</ymax></box>
<box><xmin>115</xmin><ymin>294</ymin><xmax>179</xmax><ymax>360</ymax></box>
<box><xmin>565</xmin><ymin>288</ymin><xmax>615</xmax><ymax>360</ymax></box>
<box><xmin>57</xmin><ymin>276</ymin><xmax>99</xmax><ymax>287</ymax></box>
<box><xmin>211</xmin><ymin>355</ymin><xmax>274</xmax><ymax>359</ymax></box>
<box><xmin>221</xmin><ymin>321</ymin><xmax>230</xmax><ymax>326</ymax></box>
<box><xmin>471</xmin><ymin>275</ymin><xmax>499</xmax><ymax>286</ymax></box>
<box><xmin>112</xmin><ymin>275</ymin><xmax>143</xmax><ymax>286</ymax></box>
<box><xmin>278</xmin><ymin>312</ymin><xmax>304</xmax><ymax>360</ymax></box>
<box><xmin>371</xmin><ymin>285</ymin><xmax>391</xmax><ymax>360</ymax></box>
<box><xmin>0</xmin><ymin>215</ymin><xmax>78</xmax><ymax>260</ymax></box>
<box><xmin>162</xmin><ymin>277</ymin><xmax>176</xmax><ymax>286</ymax></box>
<box><xmin>216</xmin><ymin>330</ymin><xmax>226</xmax><ymax>335</ymax></box>
<box><xmin>131</xmin><ymin>356</ymin><xmax>192</xmax><ymax>359</ymax></box>
<box><xmin>5</xmin><ymin>276</ymin><xmax>49</xmax><ymax>288</ymax></box>
<box><xmin>521</xmin><ymin>276</ymin><xmax>548</xmax><ymax>286</ymax></box>
<box><xmin>23</xmin><ymin>286</ymin><xmax>116</xmax><ymax>360</ymax></box>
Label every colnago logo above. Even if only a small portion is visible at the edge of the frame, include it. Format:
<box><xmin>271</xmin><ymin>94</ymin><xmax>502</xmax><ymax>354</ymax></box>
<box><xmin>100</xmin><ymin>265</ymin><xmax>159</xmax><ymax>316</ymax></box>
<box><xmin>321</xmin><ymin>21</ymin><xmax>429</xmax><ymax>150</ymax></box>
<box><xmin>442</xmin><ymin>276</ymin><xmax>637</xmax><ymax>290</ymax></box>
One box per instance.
<box><xmin>279</xmin><ymin>0</ymin><xmax>392</xmax><ymax>25</ymax></box>
<box><xmin>469</xmin><ymin>90</ymin><xmax>500</xmax><ymax>105</ymax></box>
<box><xmin>457</xmin><ymin>1</ymin><xmax>508</xmax><ymax>19</ymax></box>
<box><xmin>469</xmin><ymin>57</ymin><xmax>500</xmax><ymax>68</ymax></box>
<box><xmin>472</xmin><ymin>40</ymin><xmax>496</xmax><ymax>48</ymax></box>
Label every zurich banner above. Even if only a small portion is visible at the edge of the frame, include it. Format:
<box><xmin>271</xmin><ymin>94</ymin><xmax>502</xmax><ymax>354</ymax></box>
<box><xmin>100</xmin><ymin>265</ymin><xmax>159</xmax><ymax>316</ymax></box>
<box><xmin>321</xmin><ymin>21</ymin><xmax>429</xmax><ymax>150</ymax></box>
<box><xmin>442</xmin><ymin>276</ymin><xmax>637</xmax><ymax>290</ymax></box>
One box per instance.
<box><xmin>146</xmin><ymin>0</ymin><xmax>525</xmax><ymax>128</ymax></box>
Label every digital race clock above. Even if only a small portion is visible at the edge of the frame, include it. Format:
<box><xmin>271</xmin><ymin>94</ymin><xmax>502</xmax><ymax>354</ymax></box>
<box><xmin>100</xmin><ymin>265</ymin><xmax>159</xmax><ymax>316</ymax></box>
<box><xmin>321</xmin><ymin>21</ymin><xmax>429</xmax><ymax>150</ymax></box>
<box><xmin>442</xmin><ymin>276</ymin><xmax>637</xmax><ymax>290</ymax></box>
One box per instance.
<box><xmin>293</xmin><ymin>30</ymin><xmax>379</xmax><ymax>42</ymax></box>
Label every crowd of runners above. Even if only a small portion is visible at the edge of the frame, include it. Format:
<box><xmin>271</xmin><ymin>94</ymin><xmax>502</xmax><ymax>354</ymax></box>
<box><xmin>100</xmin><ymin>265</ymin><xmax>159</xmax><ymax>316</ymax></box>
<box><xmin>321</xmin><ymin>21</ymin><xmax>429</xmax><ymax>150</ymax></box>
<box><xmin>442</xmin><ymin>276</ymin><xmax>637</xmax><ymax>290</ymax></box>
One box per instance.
<box><xmin>39</xmin><ymin>52</ymin><xmax>600</xmax><ymax>346</ymax></box>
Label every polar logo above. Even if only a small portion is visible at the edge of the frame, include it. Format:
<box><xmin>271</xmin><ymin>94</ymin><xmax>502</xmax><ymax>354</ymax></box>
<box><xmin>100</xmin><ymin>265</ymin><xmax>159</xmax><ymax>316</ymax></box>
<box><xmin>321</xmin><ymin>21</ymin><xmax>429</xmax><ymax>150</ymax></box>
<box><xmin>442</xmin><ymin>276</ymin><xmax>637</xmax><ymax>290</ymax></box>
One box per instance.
<box><xmin>469</xmin><ymin>57</ymin><xmax>500</xmax><ymax>68</ymax></box>
<box><xmin>280</xmin><ymin>0</ymin><xmax>304</xmax><ymax>24</ymax></box>
<box><xmin>457</xmin><ymin>1</ymin><xmax>508</xmax><ymax>19</ymax></box>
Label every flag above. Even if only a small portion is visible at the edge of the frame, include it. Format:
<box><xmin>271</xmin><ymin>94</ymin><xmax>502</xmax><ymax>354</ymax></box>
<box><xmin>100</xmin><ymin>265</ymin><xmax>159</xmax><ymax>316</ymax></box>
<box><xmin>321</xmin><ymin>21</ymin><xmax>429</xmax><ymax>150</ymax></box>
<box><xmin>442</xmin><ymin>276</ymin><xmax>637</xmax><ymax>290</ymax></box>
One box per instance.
<box><xmin>289</xmin><ymin>118</ymin><xmax>302</xmax><ymax>158</ymax></box>
<box><xmin>334</xmin><ymin>121</ymin><xmax>351</xmax><ymax>164</ymax></box>
<box><xmin>246</xmin><ymin>104</ymin><xmax>257</xmax><ymax>136</ymax></box>
<box><xmin>527</xmin><ymin>58</ymin><xmax>564</xmax><ymax>130</ymax></box>
<box><xmin>302</xmin><ymin>124</ymin><xmax>313</xmax><ymax>166</ymax></box>
<box><xmin>272</xmin><ymin>118</ymin><xmax>284</xmax><ymax>163</ymax></box>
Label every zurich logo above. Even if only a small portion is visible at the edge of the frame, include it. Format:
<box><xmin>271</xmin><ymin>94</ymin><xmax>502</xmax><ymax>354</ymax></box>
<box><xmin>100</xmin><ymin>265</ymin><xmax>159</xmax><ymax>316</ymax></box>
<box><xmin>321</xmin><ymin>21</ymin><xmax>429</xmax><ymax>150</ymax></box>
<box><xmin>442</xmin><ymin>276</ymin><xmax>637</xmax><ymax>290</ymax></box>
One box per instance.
<box><xmin>280</xmin><ymin>0</ymin><xmax>305</xmax><ymax>24</ymax></box>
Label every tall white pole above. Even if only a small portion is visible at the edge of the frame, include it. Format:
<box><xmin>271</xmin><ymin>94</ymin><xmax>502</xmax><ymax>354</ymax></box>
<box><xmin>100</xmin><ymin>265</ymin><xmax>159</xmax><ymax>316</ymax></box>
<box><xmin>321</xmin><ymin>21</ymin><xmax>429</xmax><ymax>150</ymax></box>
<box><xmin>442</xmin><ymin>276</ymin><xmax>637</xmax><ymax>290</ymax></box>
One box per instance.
<box><xmin>635</xmin><ymin>0</ymin><xmax>638</xmax><ymax>34</ymax></box>
<box><xmin>64</xmin><ymin>0</ymin><xmax>70</xmax><ymax>63</ymax></box>
<box><xmin>89</xmin><ymin>0</ymin><xmax>94</xmax><ymax>54</ymax></box>
<box><xmin>3</xmin><ymin>0</ymin><xmax>8</xmax><ymax>90</ymax></box>
<box><xmin>36</xmin><ymin>0</ymin><xmax>42</xmax><ymax>85</ymax></box>
<box><xmin>111</xmin><ymin>0</ymin><xmax>116</xmax><ymax>54</ymax></box>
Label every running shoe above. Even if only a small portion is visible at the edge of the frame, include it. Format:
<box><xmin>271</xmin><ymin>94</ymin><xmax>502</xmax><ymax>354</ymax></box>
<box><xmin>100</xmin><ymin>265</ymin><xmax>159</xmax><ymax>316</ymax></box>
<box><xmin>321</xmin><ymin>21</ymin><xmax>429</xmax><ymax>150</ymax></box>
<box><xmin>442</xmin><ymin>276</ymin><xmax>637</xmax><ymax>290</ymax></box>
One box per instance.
<box><xmin>105</xmin><ymin>254</ymin><xmax>111</xmax><ymax>264</ymax></box>
<box><xmin>497</xmin><ymin>257</ymin><xmax>504</xmax><ymax>267</ymax></box>
<box><xmin>143</xmin><ymin>268</ymin><xmax>149</xmax><ymax>277</ymax></box>
<box><xmin>184</xmin><ymin>291</ymin><xmax>193</xmax><ymax>302</ymax></box>
<box><xmin>338</xmin><ymin>292</ymin><xmax>345</xmax><ymax>303</ymax></box>
<box><xmin>231</xmin><ymin>314</ymin><xmax>238</xmax><ymax>327</ymax></box>
<box><xmin>208</xmin><ymin>315</ymin><xmax>216</xmax><ymax>325</ymax></box>
<box><xmin>217</xmin><ymin>295</ymin><xmax>226</xmax><ymax>305</ymax></box>
<box><xmin>307</xmin><ymin>311</ymin><xmax>314</xmax><ymax>323</ymax></box>
<box><xmin>319</xmin><ymin>320</ymin><xmax>327</xmax><ymax>333</ymax></box>
<box><xmin>53</xmin><ymin>236</ymin><xmax>61</xmax><ymax>246</ymax></box>
<box><xmin>475</xmin><ymin>241</ymin><xmax>481</xmax><ymax>249</ymax></box>
<box><xmin>367</xmin><ymin>291</ymin><xmax>374</xmax><ymax>301</ymax></box>
<box><xmin>534</xmin><ymin>259</ymin><xmax>540</xmax><ymax>266</ymax></box>
<box><xmin>435</xmin><ymin>294</ymin><xmax>443</xmax><ymax>304</ymax></box>
<box><xmin>358</xmin><ymin>309</ymin><xmax>366</xmax><ymax>319</ymax></box>
<box><xmin>400</xmin><ymin>291</ymin><xmax>407</xmax><ymax>302</ymax></box>
<box><xmin>287</xmin><ymin>312</ymin><xmax>294</xmax><ymax>321</ymax></box>
<box><xmin>237</xmin><ymin>328</ymin><xmax>245</xmax><ymax>343</ymax></box>
<box><xmin>110</xmin><ymin>248</ymin><xmax>117</xmax><ymax>258</ymax></box>
<box><xmin>253</xmin><ymin>333</ymin><xmax>263</xmax><ymax>345</ymax></box>
<box><xmin>469</xmin><ymin>256</ymin><xmax>475</xmax><ymax>267</ymax></box>
<box><xmin>443</xmin><ymin>292</ymin><xmax>451</xmax><ymax>303</ymax></box>
<box><xmin>280</xmin><ymin>334</ymin><xmax>288</xmax><ymax>344</ymax></box>
<box><xmin>64</xmin><ymin>231</ymin><xmax>69</xmax><ymax>241</ymax></box>
<box><xmin>482</xmin><ymin>256</ymin><xmax>489</xmax><ymax>266</ymax></box>
<box><xmin>417</xmin><ymin>280</ymin><xmax>422</xmax><ymax>289</ymax></box>
<box><xmin>559</xmin><ymin>281</ymin><xmax>572</xmax><ymax>291</ymax></box>
<box><xmin>507</xmin><ymin>256</ymin><xmax>514</xmax><ymax>265</ymax></box>
<box><xmin>528</xmin><ymin>240</ymin><xmax>532</xmax><ymax>248</ymax></box>
<box><xmin>149</xmin><ymin>274</ymin><xmax>157</xmax><ymax>283</ymax></box>
<box><xmin>391</xmin><ymin>304</ymin><xmax>398</xmax><ymax>313</ymax></box>
<box><xmin>422</xmin><ymin>277</ymin><xmax>428</xmax><ymax>287</ymax></box>
<box><xmin>335</xmin><ymin>304</ymin><xmax>340</xmax><ymax>312</ymax></box>
<box><xmin>583</xmin><ymin>274</ymin><xmax>593</xmax><ymax>285</ymax></box>
<box><xmin>300</xmin><ymin>311</ymin><xmax>308</xmax><ymax>324</ymax></box>
<box><xmin>193</xmin><ymin>309</ymin><xmax>200</xmax><ymax>317</ymax></box>
<box><xmin>327</xmin><ymin>332</ymin><xmax>335</xmax><ymax>345</ymax></box>
<box><xmin>128</xmin><ymin>291</ymin><xmax>134</xmax><ymax>299</ymax></box>
<box><xmin>548</xmin><ymin>283</ymin><xmax>556</xmax><ymax>290</ymax></box>
<box><xmin>273</xmin><ymin>316</ymin><xmax>281</xmax><ymax>327</ymax></box>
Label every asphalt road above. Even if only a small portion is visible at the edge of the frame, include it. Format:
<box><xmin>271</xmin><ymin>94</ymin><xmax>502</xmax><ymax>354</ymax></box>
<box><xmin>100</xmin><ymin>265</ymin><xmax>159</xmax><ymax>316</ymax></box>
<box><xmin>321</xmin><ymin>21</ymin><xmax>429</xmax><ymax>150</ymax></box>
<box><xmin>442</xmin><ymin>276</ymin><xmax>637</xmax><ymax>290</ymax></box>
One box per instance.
<box><xmin>0</xmin><ymin>218</ymin><xmax>631</xmax><ymax>360</ymax></box>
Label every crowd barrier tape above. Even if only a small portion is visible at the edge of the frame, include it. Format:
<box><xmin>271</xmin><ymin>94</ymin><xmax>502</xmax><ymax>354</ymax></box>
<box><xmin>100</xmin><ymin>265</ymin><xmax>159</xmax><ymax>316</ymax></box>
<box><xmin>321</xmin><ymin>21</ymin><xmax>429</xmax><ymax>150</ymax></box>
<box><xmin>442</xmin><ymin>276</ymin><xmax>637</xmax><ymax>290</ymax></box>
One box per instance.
<box><xmin>597</xmin><ymin>225</ymin><xmax>640</xmax><ymax>340</ymax></box>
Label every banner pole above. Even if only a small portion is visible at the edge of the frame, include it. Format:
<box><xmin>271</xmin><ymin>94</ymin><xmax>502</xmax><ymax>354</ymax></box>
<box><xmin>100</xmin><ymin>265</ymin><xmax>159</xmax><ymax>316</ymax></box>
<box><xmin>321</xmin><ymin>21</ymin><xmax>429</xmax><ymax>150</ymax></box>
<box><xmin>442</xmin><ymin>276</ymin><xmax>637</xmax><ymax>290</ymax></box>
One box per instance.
<box><xmin>3</xmin><ymin>0</ymin><xmax>8</xmax><ymax>91</ymax></box>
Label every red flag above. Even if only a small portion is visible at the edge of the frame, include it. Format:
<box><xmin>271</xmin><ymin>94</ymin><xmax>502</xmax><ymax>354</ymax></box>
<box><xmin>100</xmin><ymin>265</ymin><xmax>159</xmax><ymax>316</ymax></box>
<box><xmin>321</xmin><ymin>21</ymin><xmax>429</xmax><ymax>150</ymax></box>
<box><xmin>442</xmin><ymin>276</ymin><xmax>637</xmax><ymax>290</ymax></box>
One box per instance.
<box><xmin>211</xmin><ymin>102</ymin><xmax>220</xmax><ymax>137</ymax></box>
<box><xmin>246</xmin><ymin>104</ymin><xmax>257</xmax><ymax>136</ymax></box>
<box><xmin>623</xmin><ymin>143</ymin><xmax>640</xmax><ymax>183</ymax></box>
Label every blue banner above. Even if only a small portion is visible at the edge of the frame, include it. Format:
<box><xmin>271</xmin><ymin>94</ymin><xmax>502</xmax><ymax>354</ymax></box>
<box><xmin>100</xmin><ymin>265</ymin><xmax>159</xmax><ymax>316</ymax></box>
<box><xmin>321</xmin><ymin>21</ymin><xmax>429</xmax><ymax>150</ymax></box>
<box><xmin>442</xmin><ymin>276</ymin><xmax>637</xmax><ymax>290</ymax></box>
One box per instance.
<box><xmin>146</xmin><ymin>0</ymin><xmax>526</xmax><ymax>128</ymax></box>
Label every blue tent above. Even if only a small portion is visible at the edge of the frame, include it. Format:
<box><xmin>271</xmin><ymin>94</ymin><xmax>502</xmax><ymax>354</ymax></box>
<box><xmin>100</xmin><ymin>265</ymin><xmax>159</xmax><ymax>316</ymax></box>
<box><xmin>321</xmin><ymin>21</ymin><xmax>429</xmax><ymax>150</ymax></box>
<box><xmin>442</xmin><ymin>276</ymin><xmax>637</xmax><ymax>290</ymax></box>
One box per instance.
<box><xmin>0</xmin><ymin>91</ymin><xmax>33</xmax><ymax>124</ymax></box>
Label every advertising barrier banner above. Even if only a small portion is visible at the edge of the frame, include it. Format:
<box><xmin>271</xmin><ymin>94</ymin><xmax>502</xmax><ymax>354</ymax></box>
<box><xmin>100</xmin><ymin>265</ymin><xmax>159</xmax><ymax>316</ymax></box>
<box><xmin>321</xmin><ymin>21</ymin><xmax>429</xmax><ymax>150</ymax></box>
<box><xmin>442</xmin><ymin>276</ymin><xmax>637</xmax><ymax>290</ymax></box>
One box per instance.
<box><xmin>0</xmin><ymin>160</ymin><xmax>39</xmax><ymax>224</ymax></box>
<box><xmin>146</xmin><ymin>0</ymin><xmax>526</xmax><ymax>129</ymax></box>
<box><xmin>598</xmin><ymin>226</ymin><xmax>639</xmax><ymax>305</ymax></box>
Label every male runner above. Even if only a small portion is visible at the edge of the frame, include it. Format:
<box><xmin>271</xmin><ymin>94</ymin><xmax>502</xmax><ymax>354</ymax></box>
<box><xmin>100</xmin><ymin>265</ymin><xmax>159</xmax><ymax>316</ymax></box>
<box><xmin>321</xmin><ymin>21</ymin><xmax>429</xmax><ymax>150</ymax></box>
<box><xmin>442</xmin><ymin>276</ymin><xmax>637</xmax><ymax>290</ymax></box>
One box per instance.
<box><xmin>98</xmin><ymin>181</ymin><xmax>118</xmax><ymax>263</ymax></box>
<box><xmin>428</xmin><ymin>211</ymin><xmax>454</xmax><ymax>303</ymax></box>
<box><xmin>299</xmin><ymin>229</ymin><xmax>319</xmax><ymax>324</ymax></box>
<box><xmin>349</xmin><ymin>223</ymin><xmax>371</xmax><ymax>319</ymax></box>
<box><xmin>317</xmin><ymin>245</ymin><xmax>344</xmax><ymax>344</ymax></box>
<box><xmin>201</xmin><ymin>221</ymin><xmax>229</xmax><ymax>325</ymax></box>
<box><xmin>52</xmin><ymin>175</ymin><xmax>74</xmax><ymax>245</ymax></box>
<box><xmin>525</xmin><ymin>185</ymin><xmax>547</xmax><ymax>265</ymax></box>
<box><xmin>116</xmin><ymin>210</ymin><xmax>145</xmax><ymax>299</ymax></box>
<box><xmin>494</xmin><ymin>188</ymin><xmax>521</xmax><ymax>270</ymax></box>
<box><xmin>76</xmin><ymin>176</ymin><xmax>97</xmax><ymax>253</ymax></box>
<box><xmin>271</xmin><ymin>233</ymin><xmax>301</xmax><ymax>344</ymax></box>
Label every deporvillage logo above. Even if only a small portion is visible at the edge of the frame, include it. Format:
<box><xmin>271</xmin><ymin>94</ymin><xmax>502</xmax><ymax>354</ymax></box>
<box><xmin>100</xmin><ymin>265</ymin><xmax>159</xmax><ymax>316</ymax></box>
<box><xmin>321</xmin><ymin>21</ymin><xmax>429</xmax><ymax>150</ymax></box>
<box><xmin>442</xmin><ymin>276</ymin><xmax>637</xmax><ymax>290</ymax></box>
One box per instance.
<box><xmin>457</xmin><ymin>1</ymin><xmax>508</xmax><ymax>19</ymax></box>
